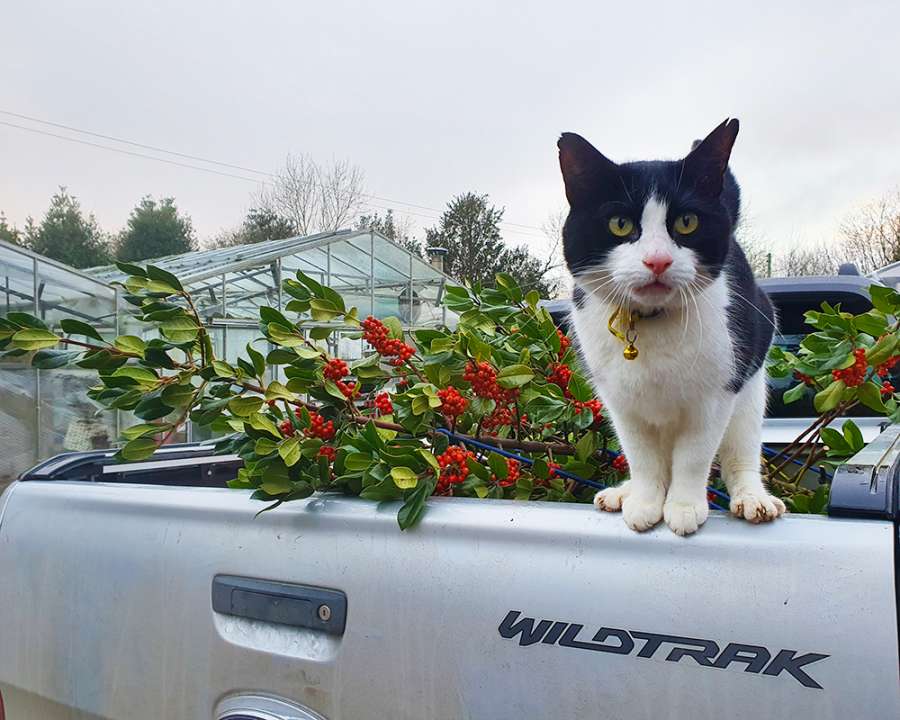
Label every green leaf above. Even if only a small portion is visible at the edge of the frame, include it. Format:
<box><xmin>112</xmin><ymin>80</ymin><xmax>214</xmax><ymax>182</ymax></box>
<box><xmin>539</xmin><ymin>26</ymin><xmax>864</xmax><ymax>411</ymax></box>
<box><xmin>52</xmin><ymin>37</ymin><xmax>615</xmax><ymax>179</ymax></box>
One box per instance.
<box><xmin>160</xmin><ymin>316</ymin><xmax>199</xmax><ymax>342</ymax></box>
<box><xmin>228</xmin><ymin>396</ymin><xmax>264</xmax><ymax>416</ymax></box>
<box><xmin>134</xmin><ymin>394</ymin><xmax>174</xmax><ymax>420</ymax></box>
<box><xmin>411</xmin><ymin>394</ymin><xmax>430</xmax><ymax>415</ymax></box>
<box><xmin>118</xmin><ymin>437</ymin><xmax>158</xmax><ymax>461</ymax></box>
<box><xmin>265</xmin><ymin>381</ymin><xmax>294</xmax><ymax>402</ymax></box>
<box><xmin>496</xmin><ymin>364</ymin><xmax>534</xmax><ymax>389</ymax></box>
<box><xmin>786</xmin><ymin>494</ymin><xmax>810</xmax><ymax>513</ymax></box>
<box><xmin>575</xmin><ymin>431</ymin><xmax>597</xmax><ymax>462</ymax></box>
<box><xmin>567</xmin><ymin>373</ymin><xmax>593</xmax><ymax>402</ymax></box>
<box><xmin>842</xmin><ymin>419</ymin><xmax>865</xmax><ymax>452</ymax></box>
<box><xmin>115</xmin><ymin>261</ymin><xmax>148</xmax><ymax>278</ymax></box>
<box><xmin>782</xmin><ymin>382</ymin><xmax>808</xmax><ymax>405</ymax></box>
<box><xmin>60</xmin><ymin>318</ymin><xmax>104</xmax><ymax>342</ymax></box>
<box><xmin>487</xmin><ymin>452</ymin><xmax>508</xmax><ymax>479</ymax></box>
<box><xmin>254</xmin><ymin>437</ymin><xmax>279</xmax><ymax>456</ymax></box>
<box><xmin>391</xmin><ymin>466</ymin><xmax>418</xmax><ymax>489</ymax></box>
<box><xmin>120</xmin><ymin>423</ymin><xmax>166</xmax><ymax>440</ymax></box>
<box><xmin>146</xmin><ymin>264</ymin><xmax>183</xmax><ymax>292</ymax></box>
<box><xmin>160</xmin><ymin>383</ymin><xmax>195</xmax><ymax>408</ymax></box>
<box><xmin>112</xmin><ymin>366</ymin><xmax>159</xmax><ymax>386</ymax></box>
<box><xmin>260</xmin><ymin>461</ymin><xmax>292</xmax><ymax>495</ymax></box>
<box><xmin>278</xmin><ymin>436</ymin><xmax>301</xmax><ymax>467</ymax></box>
<box><xmin>869</xmin><ymin>285</ymin><xmax>900</xmax><ymax>315</ymax></box>
<box><xmin>212</xmin><ymin>360</ymin><xmax>235</xmax><ymax>378</ymax></box>
<box><xmin>382</xmin><ymin>316</ymin><xmax>404</xmax><ymax>340</ymax></box>
<box><xmin>246</xmin><ymin>343</ymin><xmax>266</xmax><ymax>377</ymax></box>
<box><xmin>397</xmin><ymin>478</ymin><xmax>434</xmax><ymax>530</ymax></box>
<box><xmin>809</xmin><ymin>485</ymin><xmax>830</xmax><ymax>514</ymax></box>
<box><xmin>11</xmin><ymin>328</ymin><xmax>60</xmax><ymax>351</ymax></box>
<box><xmin>30</xmin><ymin>349</ymin><xmax>77</xmax><ymax>369</ymax></box>
<box><xmin>857</xmin><ymin>380</ymin><xmax>889</xmax><ymax>414</ymax></box>
<box><xmin>466</xmin><ymin>456</ymin><xmax>491</xmax><ymax>481</ymax></box>
<box><xmin>309</xmin><ymin>327</ymin><xmax>333</xmax><ymax>340</ymax></box>
<box><xmin>419</xmin><ymin>449</ymin><xmax>440</xmax><ymax>473</ymax></box>
<box><xmin>865</xmin><ymin>334</ymin><xmax>897</xmax><ymax>367</ymax></box>
<box><xmin>345</xmin><ymin>452</ymin><xmax>374</xmax><ymax>471</ymax></box>
<box><xmin>855</xmin><ymin>310</ymin><xmax>889</xmax><ymax>337</ymax></box>
<box><xmin>112</xmin><ymin>335</ymin><xmax>146</xmax><ymax>356</ymax></box>
<box><xmin>267</xmin><ymin>324</ymin><xmax>305</xmax><ymax>347</ymax></box>
<box><xmin>249</xmin><ymin>412</ymin><xmax>282</xmax><ymax>438</ymax></box>
<box><xmin>820</xmin><ymin>427</ymin><xmax>851</xmax><ymax>455</ymax></box>
<box><xmin>309</xmin><ymin>298</ymin><xmax>343</xmax><ymax>321</ymax></box>
<box><xmin>814</xmin><ymin>380</ymin><xmax>845</xmax><ymax>413</ymax></box>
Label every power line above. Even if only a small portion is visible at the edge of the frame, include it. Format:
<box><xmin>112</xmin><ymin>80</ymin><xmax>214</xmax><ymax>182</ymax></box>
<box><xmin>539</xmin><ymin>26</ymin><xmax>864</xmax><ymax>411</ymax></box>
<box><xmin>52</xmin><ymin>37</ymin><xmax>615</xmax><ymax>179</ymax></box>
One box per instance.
<box><xmin>0</xmin><ymin>109</ymin><xmax>549</xmax><ymax>239</ymax></box>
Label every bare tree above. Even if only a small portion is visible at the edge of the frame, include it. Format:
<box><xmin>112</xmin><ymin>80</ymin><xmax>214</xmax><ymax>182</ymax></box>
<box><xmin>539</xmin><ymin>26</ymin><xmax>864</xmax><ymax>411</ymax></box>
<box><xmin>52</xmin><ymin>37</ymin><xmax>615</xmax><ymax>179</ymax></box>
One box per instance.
<box><xmin>539</xmin><ymin>208</ymin><xmax>569</xmax><ymax>297</ymax></box>
<box><xmin>834</xmin><ymin>191</ymin><xmax>900</xmax><ymax>273</ymax></box>
<box><xmin>734</xmin><ymin>217</ymin><xmax>772</xmax><ymax>278</ymax></box>
<box><xmin>255</xmin><ymin>154</ymin><xmax>365</xmax><ymax>236</ymax></box>
<box><xmin>774</xmin><ymin>246</ymin><xmax>836</xmax><ymax>277</ymax></box>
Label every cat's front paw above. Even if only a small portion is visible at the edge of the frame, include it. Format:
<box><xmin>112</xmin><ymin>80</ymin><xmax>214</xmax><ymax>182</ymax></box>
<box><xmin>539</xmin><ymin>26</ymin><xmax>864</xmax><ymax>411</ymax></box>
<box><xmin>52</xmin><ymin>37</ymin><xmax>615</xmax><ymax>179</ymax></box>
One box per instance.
<box><xmin>621</xmin><ymin>494</ymin><xmax>664</xmax><ymax>531</ymax></box>
<box><xmin>594</xmin><ymin>481</ymin><xmax>630</xmax><ymax>512</ymax></box>
<box><xmin>663</xmin><ymin>499</ymin><xmax>709</xmax><ymax>536</ymax></box>
<box><xmin>730</xmin><ymin>491</ymin><xmax>786</xmax><ymax>523</ymax></box>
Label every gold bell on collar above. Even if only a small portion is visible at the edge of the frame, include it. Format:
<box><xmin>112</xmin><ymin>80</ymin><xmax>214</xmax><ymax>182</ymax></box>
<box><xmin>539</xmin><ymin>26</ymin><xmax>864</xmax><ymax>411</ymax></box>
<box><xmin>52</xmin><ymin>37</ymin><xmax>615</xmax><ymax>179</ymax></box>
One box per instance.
<box><xmin>608</xmin><ymin>307</ymin><xmax>640</xmax><ymax>360</ymax></box>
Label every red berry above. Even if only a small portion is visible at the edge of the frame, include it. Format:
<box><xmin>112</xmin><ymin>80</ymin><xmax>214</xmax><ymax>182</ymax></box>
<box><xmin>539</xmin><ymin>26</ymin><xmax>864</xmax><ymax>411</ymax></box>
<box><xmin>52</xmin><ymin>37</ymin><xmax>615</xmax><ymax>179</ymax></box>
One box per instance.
<box><xmin>437</xmin><ymin>386</ymin><xmax>468</xmax><ymax>419</ymax></box>
<box><xmin>304</xmin><ymin>412</ymin><xmax>336</xmax><ymax>441</ymax></box>
<box><xmin>374</xmin><ymin>392</ymin><xmax>394</xmax><ymax>414</ymax></box>
<box><xmin>557</xmin><ymin>328</ymin><xmax>571</xmax><ymax>358</ymax></box>
<box><xmin>612</xmin><ymin>455</ymin><xmax>628</xmax><ymax>473</ymax></box>
<box><xmin>317</xmin><ymin>445</ymin><xmax>337</xmax><ymax>462</ymax></box>
<box><xmin>323</xmin><ymin>358</ymin><xmax>349</xmax><ymax>381</ymax></box>
<box><xmin>279</xmin><ymin>419</ymin><xmax>295</xmax><ymax>437</ymax></box>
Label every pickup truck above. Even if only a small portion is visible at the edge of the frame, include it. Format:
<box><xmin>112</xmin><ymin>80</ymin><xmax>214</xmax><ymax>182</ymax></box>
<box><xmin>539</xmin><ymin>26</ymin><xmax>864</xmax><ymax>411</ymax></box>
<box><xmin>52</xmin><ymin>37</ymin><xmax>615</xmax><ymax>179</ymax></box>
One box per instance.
<box><xmin>0</xmin><ymin>276</ymin><xmax>898</xmax><ymax>720</ymax></box>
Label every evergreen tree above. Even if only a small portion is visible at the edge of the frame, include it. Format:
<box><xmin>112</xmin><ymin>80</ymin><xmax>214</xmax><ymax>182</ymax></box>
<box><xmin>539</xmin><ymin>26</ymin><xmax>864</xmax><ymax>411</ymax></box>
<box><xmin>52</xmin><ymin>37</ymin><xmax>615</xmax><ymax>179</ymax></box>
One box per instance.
<box><xmin>0</xmin><ymin>213</ymin><xmax>23</xmax><ymax>247</ymax></box>
<box><xmin>425</xmin><ymin>193</ymin><xmax>554</xmax><ymax>295</ymax></box>
<box><xmin>356</xmin><ymin>209</ymin><xmax>422</xmax><ymax>256</ymax></box>
<box><xmin>116</xmin><ymin>196</ymin><xmax>194</xmax><ymax>262</ymax></box>
<box><xmin>24</xmin><ymin>188</ymin><xmax>111</xmax><ymax>268</ymax></box>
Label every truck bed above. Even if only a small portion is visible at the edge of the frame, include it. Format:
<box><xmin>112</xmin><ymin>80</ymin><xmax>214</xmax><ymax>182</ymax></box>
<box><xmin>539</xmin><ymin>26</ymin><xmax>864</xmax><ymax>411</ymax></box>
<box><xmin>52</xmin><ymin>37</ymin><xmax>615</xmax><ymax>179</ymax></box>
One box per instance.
<box><xmin>0</xmin><ymin>470</ymin><xmax>898</xmax><ymax>719</ymax></box>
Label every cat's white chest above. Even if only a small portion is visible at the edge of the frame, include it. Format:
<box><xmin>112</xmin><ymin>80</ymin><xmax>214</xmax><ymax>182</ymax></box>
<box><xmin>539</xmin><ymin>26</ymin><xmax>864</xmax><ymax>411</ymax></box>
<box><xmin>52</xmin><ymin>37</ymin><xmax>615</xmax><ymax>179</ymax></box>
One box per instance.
<box><xmin>570</xmin><ymin>276</ymin><xmax>735</xmax><ymax>426</ymax></box>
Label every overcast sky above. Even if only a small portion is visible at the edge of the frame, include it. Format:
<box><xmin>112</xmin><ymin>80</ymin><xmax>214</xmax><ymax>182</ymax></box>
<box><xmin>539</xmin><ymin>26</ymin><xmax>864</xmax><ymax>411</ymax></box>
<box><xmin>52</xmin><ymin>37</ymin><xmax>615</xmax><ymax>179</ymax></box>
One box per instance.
<box><xmin>2</xmin><ymin>1</ymin><xmax>899</xmax><ymax>265</ymax></box>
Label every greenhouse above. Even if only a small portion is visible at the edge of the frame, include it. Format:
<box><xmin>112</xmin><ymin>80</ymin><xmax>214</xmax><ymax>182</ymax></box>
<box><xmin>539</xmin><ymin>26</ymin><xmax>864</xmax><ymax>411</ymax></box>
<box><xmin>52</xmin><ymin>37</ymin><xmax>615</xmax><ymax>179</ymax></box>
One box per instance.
<box><xmin>0</xmin><ymin>229</ymin><xmax>456</xmax><ymax>481</ymax></box>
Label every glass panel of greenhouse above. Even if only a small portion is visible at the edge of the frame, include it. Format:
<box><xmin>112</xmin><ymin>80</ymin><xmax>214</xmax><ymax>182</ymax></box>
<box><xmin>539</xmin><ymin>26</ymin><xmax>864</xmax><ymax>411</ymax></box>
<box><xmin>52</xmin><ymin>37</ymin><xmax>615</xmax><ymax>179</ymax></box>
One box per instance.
<box><xmin>0</xmin><ymin>240</ymin><xmax>119</xmax><ymax>485</ymax></box>
<box><xmin>91</xmin><ymin>229</ymin><xmax>455</xmax><ymax>362</ymax></box>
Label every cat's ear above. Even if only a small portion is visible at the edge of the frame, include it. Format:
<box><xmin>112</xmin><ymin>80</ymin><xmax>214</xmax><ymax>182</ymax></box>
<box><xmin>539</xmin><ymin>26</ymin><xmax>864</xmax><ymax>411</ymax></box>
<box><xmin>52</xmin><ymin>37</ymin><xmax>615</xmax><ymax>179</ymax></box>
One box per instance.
<box><xmin>683</xmin><ymin>118</ymin><xmax>739</xmax><ymax>197</ymax></box>
<box><xmin>558</xmin><ymin>132</ymin><xmax>619</xmax><ymax>208</ymax></box>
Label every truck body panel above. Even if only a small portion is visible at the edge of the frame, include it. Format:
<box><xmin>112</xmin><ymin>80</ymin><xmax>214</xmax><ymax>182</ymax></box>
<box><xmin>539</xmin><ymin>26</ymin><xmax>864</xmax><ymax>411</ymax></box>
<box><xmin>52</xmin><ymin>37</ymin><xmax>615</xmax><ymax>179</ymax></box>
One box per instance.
<box><xmin>0</xmin><ymin>479</ymin><xmax>897</xmax><ymax>719</ymax></box>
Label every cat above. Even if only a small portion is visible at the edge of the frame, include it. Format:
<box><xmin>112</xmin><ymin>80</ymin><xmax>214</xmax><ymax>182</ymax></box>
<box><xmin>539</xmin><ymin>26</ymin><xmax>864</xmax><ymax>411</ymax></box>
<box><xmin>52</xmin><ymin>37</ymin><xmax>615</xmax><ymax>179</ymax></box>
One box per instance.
<box><xmin>558</xmin><ymin>118</ymin><xmax>786</xmax><ymax>536</ymax></box>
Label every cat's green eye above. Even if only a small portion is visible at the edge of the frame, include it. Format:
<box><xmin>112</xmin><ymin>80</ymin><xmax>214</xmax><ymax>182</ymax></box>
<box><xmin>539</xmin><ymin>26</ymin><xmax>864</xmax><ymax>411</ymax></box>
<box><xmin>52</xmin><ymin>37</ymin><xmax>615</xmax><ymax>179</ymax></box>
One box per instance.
<box><xmin>608</xmin><ymin>216</ymin><xmax>634</xmax><ymax>237</ymax></box>
<box><xmin>674</xmin><ymin>213</ymin><xmax>699</xmax><ymax>235</ymax></box>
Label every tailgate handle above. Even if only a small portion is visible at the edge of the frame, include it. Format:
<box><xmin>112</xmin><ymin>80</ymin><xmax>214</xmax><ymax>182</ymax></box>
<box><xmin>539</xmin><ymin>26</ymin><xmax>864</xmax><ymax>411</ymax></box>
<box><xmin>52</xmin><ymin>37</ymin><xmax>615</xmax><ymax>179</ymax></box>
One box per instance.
<box><xmin>212</xmin><ymin>574</ymin><xmax>347</xmax><ymax>636</ymax></box>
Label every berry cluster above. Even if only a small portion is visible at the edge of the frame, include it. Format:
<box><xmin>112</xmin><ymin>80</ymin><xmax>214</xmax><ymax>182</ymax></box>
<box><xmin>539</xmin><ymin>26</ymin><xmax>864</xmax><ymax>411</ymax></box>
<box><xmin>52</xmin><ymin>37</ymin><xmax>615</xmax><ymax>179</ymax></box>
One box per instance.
<box><xmin>278</xmin><ymin>419</ymin><xmax>295</xmax><ymax>437</ymax></box>
<box><xmin>557</xmin><ymin>328</ymin><xmax>571</xmax><ymax>358</ymax></box>
<box><xmin>573</xmin><ymin>398</ymin><xmax>603</xmax><ymax>425</ymax></box>
<box><xmin>317</xmin><ymin>445</ymin><xmax>337</xmax><ymax>462</ymax></box>
<box><xmin>335</xmin><ymin>380</ymin><xmax>357</xmax><ymax>399</ymax></box>
<box><xmin>436</xmin><ymin>446</ymin><xmax>476</xmax><ymax>493</ymax></box>
<box><xmin>832</xmin><ymin>348</ymin><xmax>868</xmax><ymax>387</ymax></box>
<box><xmin>323</xmin><ymin>358</ymin><xmax>348</xmax><ymax>381</ymax></box>
<box><xmin>882</xmin><ymin>381</ymin><xmax>895</xmax><ymax>396</ymax></box>
<box><xmin>463</xmin><ymin>361</ymin><xmax>519</xmax><ymax>403</ymax></box>
<box><xmin>374</xmin><ymin>392</ymin><xmax>394</xmax><ymax>415</ymax></box>
<box><xmin>361</xmin><ymin>316</ymin><xmax>415</xmax><ymax>366</ymax></box>
<box><xmin>304</xmin><ymin>412</ymin><xmax>336</xmax><ymax>441</ymax></box>
<box><xmin>493</xmin><ymin>458</ymin><xmax>521</xmax><ymax>488</ymax></box>
<box><xmin>547</xmin><ymin>362</ymin><xmax>572</xmax><ymax>392</ymax></box>
<box><xmin>437</xmin><ymin>386</ymin><xmax>468</xmax><ymax>419</ymax></box>
<box><xmin>877</xmin><ymin>355</ymin><xmax>900</xmax><ymax>378</ymax></box>
<box><xmin>612</xmin><ymin>455</ymin><xmax>629</xmax><ymax>473</ymax></box>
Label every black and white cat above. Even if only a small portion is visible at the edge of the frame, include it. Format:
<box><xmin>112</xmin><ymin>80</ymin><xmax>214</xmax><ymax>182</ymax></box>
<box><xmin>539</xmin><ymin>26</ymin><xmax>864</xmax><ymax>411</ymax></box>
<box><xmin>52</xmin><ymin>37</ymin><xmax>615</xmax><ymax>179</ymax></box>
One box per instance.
<box><xmin>558</xmin><ymin>119</ymin><xmax>786</xmax><ymax>536</ymax></box>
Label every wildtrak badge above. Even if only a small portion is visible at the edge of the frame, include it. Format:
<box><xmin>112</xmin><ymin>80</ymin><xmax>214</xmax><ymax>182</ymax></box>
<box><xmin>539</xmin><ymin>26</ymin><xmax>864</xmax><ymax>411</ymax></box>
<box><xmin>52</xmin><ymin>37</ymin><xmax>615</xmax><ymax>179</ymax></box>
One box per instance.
<box><xmin>498</xmin><ymin>611</ymin><xmax>829</xmax><ymax>689</ymax></box>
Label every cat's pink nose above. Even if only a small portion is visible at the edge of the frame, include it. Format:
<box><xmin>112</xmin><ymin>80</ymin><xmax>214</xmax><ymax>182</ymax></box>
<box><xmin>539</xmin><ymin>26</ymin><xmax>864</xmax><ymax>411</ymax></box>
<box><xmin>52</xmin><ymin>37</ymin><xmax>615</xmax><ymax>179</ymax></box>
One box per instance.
<box><xmin>642</xmin><ymin>254</ymin><xmax>673</xmax><ymax>276</ymax></box>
